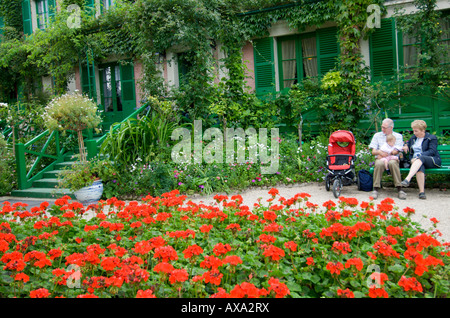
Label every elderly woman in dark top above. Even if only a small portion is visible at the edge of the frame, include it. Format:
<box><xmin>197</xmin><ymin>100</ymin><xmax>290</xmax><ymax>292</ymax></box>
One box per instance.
<box><xmin>400</xmin><ymin>120</ymin><xmax>441</xmax><ymax>199</ymax></box>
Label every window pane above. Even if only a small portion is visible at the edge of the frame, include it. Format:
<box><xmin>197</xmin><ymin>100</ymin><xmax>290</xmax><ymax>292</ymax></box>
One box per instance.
<box><xmin>439</xmin><ymin>17</ymin><xmax>450</xmax><ymax>64</ymax></box>
<box><xmin>104</xmin><ymin>0</ymin><xmax>114</xmax><ymax>10</ymax></box>
<box><xmin>403</xmin><ymin>45</ymin><xmax>418</xmax><ymax>68</ymax></box>
<box><xmin>281</xmin><ymin>40</ymin><xmax>297</xmax><ymax>88</ymax></box>
<box><xmin>103</xmin><ymin>67</ymin><xmax>113</xmax><ymax>112</ymax></box>
<box><xmin>301</xmin><ymin>37</ymin><xmax>318</xmax><ymax>77</ymax></box>
<box><xmin>402</xmin><ymin>33</ymin><xmax>419</xmax><ymax>72</ymax></box>
<box><xmin>36</xmin><ymin>1</ymin><xmax>49</xmax><ymax>30</ymax></box>
<box><xmin>301</xmin><ymin>37</ymin><xmax>317</xmax><ymax>58</ymax></box>
<box><xmin>115</xmin><ymin>66</ymin><xmax>122</xmax><ymax>112</ymax></box>
<box><xmin>439</xmin><ymin>17</ymin><xmax>450</xmax><ymax>41</ymax></box>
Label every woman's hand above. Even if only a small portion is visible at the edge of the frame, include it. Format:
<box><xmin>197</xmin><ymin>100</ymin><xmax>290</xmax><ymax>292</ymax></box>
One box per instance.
<box><xmin>402</xmin><ymin>145</ymin><xmax>409</xmax><ymax>153</ymax></box>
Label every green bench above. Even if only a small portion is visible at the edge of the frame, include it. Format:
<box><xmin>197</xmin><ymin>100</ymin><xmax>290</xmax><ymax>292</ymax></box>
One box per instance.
<box><xmin>369</xmin><ymin>144</ymin><xmax>450</xmax><ymax>175</ymax></box>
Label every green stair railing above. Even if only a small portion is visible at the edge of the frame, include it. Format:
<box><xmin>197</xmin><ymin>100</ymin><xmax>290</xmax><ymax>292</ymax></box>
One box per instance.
<box><xmin>85</xmin><ymin>103</ymin><xmax>150</xmax><ymax>160</ymax></box>
<box><xmin>15</xmin><ymin>129</ymin><xmax>69</xmax><ymax>190</ymax></box>
<box><xmin>14</xmin><ymin>126</ymin><xmax>95</xmax><ymax>190</ymax></box>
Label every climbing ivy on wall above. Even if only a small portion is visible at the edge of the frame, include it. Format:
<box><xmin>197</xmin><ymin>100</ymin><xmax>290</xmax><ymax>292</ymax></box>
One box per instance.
<box><xmin>395</xmin><ymin>0</ymin><xmax>449</xmax><ymax>89</ymax></box>
<box><xmin>0</xmin><ymin>0</ymin><xmax>448</xmax><ymax>130</ymax></box>
<box><xmin>0</xmin><ymin>0</ymin><xmax>23</xmax><ymax>35</ymax></box>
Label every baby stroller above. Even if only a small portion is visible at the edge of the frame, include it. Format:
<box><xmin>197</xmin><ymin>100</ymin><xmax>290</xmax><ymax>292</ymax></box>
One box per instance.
<box><xmin>325</xmin><ymin>130</ymin><xmax>357</xmax><ymax>198</ymax></box>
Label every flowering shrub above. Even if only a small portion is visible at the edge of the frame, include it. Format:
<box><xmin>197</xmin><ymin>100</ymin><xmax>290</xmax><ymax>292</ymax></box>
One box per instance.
<box><xmin>0</xmin><ymin>189</ymin><xmax>448</xmax><ymax>298</ymax></box>
<box><xmin>99</xmin><ymin>133</ymin><xmax>377</xmax><ymax>199</ymax></box>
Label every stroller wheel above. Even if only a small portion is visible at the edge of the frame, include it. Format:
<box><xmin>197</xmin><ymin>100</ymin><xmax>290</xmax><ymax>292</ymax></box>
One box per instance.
<box><xmin>325</xmin><ymin>175</ymin><xmax>332</xmax><ymax>191</ymax></box>
<box><xmin>332</xmin><ymin>178</ymin><xmax>342</xmax><ymax>199</ymax></box>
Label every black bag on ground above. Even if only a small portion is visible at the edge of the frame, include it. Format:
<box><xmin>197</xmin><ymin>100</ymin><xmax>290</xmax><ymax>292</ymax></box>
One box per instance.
<box><xmin>399</xmin><ymin>153</ymin><xmax>411</xmax><ymax>168</ymax></box>
<box><xmin>357</xmin><ymin>169</ymin><xmax>373</xmax><ymax>192</ymax></box>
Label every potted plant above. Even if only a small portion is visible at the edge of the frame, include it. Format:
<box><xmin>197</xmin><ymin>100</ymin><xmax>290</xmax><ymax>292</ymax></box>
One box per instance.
<box><xmin>57</xmin><ymin>157</ymin><xmax>116</xmax><ymax>203</ymax></box>
<box><xmin>44</xmin><ymin>91</ymin><xmax>102</xmax><ymax>162</ymax></box>
<box><xmin>44</xmin><ymin>92</ymin><xmax>104</xmax><ymax>202</ymax></box>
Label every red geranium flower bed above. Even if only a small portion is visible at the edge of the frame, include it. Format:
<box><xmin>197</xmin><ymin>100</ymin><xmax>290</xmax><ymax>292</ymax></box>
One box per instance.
<box><xmin>0</xmin><ymin>189</ymin><xmax>449</xmax><ymax>298</ymax></box>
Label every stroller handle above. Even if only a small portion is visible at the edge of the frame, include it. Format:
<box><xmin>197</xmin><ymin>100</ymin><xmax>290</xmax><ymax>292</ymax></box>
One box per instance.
<box><xmin>326</xmin><ymin>154</ymin><xmax>355</xmax><ymax>160</ymax></box>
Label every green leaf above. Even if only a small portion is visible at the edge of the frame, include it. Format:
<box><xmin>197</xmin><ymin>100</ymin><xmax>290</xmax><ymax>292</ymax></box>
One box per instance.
<box><xmin>387</xmin><ymin>263</ymin><xmax>405</xmax><ymax>274</ymax></box>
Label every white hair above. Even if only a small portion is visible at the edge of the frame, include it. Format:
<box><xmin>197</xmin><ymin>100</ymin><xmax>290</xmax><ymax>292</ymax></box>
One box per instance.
<box><xmin>382</xmin><ymin>118</ymin><xmax>394</xmax><ymax>128</ymax></box>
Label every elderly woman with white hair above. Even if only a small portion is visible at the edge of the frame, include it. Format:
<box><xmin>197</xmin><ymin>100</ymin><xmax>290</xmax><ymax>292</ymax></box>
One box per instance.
<box><xmin>401</xmin><ymin>120</ymin><xmax>442</xmax><ymax>199</ymax></box>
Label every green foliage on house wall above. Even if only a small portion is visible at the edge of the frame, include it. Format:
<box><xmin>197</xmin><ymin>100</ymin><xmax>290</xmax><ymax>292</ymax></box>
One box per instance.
<box><xmin>0</xmin><ymin>0</ymin><xmax>448</xmax><ymax>132</ymax></box>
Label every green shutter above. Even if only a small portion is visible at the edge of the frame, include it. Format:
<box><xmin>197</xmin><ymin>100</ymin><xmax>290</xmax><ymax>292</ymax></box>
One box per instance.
<box><xmin>120</xmin><ymin>62</ymin><xmax>136</xmax><ymax>116</ymax></box>
<box><xmin>254</xmin><ymin>37</ymin><xmax>275</xmax><ymax>96</ymax></box>
<box><xmin>80</xmin><ymin>56</ymin><xmax>96</xmax><ymax>101</ymax></box>
<box><xmin>22</xmin><ymin>0</ymin><xmax>33</xmax><ymax>35</ymax></box>
<box><xmin>369</xmin><ymin>18</ymin><xmax>397</xmax><ymax>82</ymax></box>
<box><xmin>317</xmin><ymin>27</ymin><xmax>339</xmax><ymax>76</ymax></box>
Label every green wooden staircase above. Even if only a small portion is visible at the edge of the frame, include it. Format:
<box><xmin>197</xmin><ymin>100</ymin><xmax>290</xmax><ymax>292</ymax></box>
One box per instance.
<box><xmin>11</xmin><ymin>154</ymin><xmax>77</xmax><ymax>199</ymax></box>
<box><xmin>10</xmin><ymin>103</ymin><xmax>150</xmax><ymax>200</ymax></box>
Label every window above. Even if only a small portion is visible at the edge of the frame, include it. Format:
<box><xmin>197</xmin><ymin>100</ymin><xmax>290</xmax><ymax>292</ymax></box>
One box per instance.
<box><xmin>253</xmin><ymin>27</ymin><xmax>339</xmax><ymax>96</ymax></box>
<box><xmin>401</xmin><ymin>29</ymin><xmax>420</xmax><ymax>75</ymax></box>
<box><xmin>439</xmin><ymin>14</ymin><xmax>450</xmax><ymax>64</ymax></box>
<box><xmin>93</xmin><ymin>61</ymin><xmax>136</xmax><ymax>125</ymax></box>
<box><xmin>277</xmin><ymin>34</ymin><xmax>318</xmax><ymax>90</ymax></box>
<box><xmin>177</xmin><ymin>52</ymin><xmax>193</xmax><ymax>87</ymax></box>
<box><xmin>35</xmin><ymin>0</ymin><xmax>55</xmax><ymax>30</ymax></box>
<box><xmin>276</xmin><ymin>27</ymin><xmax>338</xmax><ymax>92</ymax></box>
<box><xmin>100</xmin><ymin>64</ymin><xmax>123</xmax><ymax>113</ymax></box>
<box><xmin>102</xmin><ymin>0</ymin><xmax>115</xmax><ymax>13</ymax></box>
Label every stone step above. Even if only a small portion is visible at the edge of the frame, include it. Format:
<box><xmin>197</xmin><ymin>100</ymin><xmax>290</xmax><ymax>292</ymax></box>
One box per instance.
<box><xmin>10</xmin><ymin>187</ymin><xmax>75</xmax><ymax>200</ymax></box>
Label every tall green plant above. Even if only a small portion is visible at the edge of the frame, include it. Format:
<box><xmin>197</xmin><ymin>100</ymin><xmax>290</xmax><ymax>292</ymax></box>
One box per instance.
<box><xmin>100</xmin><ymin>111</ymin><xmax>178</xmax><ymax>167</ymax></box>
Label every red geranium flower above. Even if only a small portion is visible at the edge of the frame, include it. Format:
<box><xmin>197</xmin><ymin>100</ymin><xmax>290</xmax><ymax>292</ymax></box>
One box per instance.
<box><xmin>268</xmin><ymin>277</ymin><xmax>290</xmax><ymax>298</ymax></box>
<box><xmin>284</xmin><ymin>241</ymin><xmax>297</xmax><ymax>252</ymax></box>
<box><xmin>337</xmin><ymin>288</ymin><xmax>354</xmax><ymax>298</ymax></box>
<box><xmin>223</xmin><ymin>255</ymin><xmax>242</xmax><ymax>267</ymax></box>
<box><xmin>398</xmin><ymin>276</ymin><xmax>423</xmax><ymax>293</ymax></box>
<box><xmin>100</xmin><ymin>256</ymin><xmax>121</xmax><ymax>271</ymax></box>
<box><xmin>344</xmin><ymin>257</ymin><xmax>363</xmax><ymax>271</ymax></box>
<box><xmin>153</xmin><ymin>262</ymin><xmax>174</xmax><ymax>274</ymax></box>
<box><xmin>212</xmin><ymin>243</ymin><xmax>231</xmax><ymax>257</ymax></box>
<box><xmin>202</xmin><ymin>270</ymin><xmax>223</xmax><ymax>286</ymax></box>
<box><xmin>14</xmin><ymin>272</ymin><xmax>29</xmax><ymax>283</ymax></box>
<box><xmin>30</xmin><ymin>288</ymin><xmax>50</xmax><ymax>298</ymax></box>
<box><xmin>153</xmin><ymin>245</ymin><xmax>178</xmax><ymax>262</ymax></box>
<box><xmin>183</xmin><ymin>244</ymin><xmax>204</xmax><ymax>259</ymax></box>
<box><xmin>326</xmin><ymin>261</ymin><xmax>344</xmax><ymax>275</ymax></box>
<box><xmin>199</xmin><ymin>224</ymin><xmax>213</xmax><ymax>233</ymax></box>
<box><xmin>262</xmin><ymin>244</ymin><xmax>285</xmax><ymax>262</ymax></box>
<box><xmin>368</xmin><ymin>286</ymin><xmax>389</xmax><ymax>298</ymax></box>
<box><xmin>169</xmin><ymin>269</ymin><xmax>188</xmax><ymax>285</ymax></box>
<box><xmin>136</xmin><ymin>289</ymin><xmax>157</xmax><ymax>298</ymax></box>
